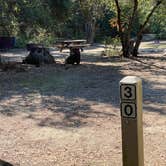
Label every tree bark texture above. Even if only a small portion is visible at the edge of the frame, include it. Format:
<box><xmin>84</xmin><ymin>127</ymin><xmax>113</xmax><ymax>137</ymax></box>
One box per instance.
<box><xmin>85</xmin><ymin>21</ymin><xmax>96</xmax><ymax>44</ymax></box>
<box><xmin>132</xmin><ymin>0</ymin><xmax>163</xmax><ymax>56</ymax></box>
<box><xmin>114</xmin><ymin>0</ymin><xmax>163</xmax><ymax>57</ymax></box>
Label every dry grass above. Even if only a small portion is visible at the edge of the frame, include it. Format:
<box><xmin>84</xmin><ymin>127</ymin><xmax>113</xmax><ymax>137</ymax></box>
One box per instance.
<box><xmin>0</xmin><ymin>43</ymin><xmax>166</xmax><ymax>166</ymax></box>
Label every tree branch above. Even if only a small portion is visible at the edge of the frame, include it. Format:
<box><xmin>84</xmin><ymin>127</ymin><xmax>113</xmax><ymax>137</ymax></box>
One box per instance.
<box><xmin>114</xmin><ymin>0</ymin><xmax>123</xmax><ymax>43</ymax></box>
<box><xmin>127</xmin><ymin>0</ymin><xmax>138</xmax><ymax>35</ymax></box>
<box><xmin>137</xmin><ymin>0</ymin><xmax>163</xmax><ymax>36</ymax></box>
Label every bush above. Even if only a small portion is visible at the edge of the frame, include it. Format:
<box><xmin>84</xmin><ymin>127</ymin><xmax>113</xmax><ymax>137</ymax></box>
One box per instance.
<box><xmin>103</xmin><ymin>36</ymin><xmax>121</xmax><ymax>56</ymax></box>
<box><xmin>15</xmin><ymin>28</ymin><xmax>56</xmax><ymax>48</ymax></box>
<box><xmin>15</xmin><ymin>36</ymin><xmax>28</xmax><ymax>48</ymax></box>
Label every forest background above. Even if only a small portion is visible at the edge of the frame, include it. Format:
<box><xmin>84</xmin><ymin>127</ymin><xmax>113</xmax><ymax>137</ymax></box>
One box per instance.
<box><xmin>0</xmin><ymin>0</ymin><xmax>165</xmax><ymax>48</ymax></box>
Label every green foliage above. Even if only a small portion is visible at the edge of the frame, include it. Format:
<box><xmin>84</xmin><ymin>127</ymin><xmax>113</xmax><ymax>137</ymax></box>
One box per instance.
<box><xmin>0</xmin><ymin>0</ymin><xmax>18</xmax><ymax>36</ymax></box>
<box><xmin>95</xmin><ymin>10</ymin><xmax>117</xmax><ymax>42</ymax></box>
<box><xmin>104</xmin><ymin>36</ymin><xmax>121</xmax><ymax>56</ymax></box>
<box><xmin>78</xmin><ymin>0</ymin><xmax>110</xmax><ymax>43</ymax></box>
<box><xmin>137</xmin><ymin>0</ymin><xmax>165</xmax><ymax>35</ymax></box>
<box><xmin>148</xmin><ymin>3</ymin><xmax>166</xmax><ymax>39</ymax></box>
<box><xmin>0</xmin><ymin>0</ymin><xmax>165</xmax><ymax>48</ymax></box>
<box><xmin>0</xmin><ymin>0</ymin><xmax>73</xmax><ymax>47</ymax></box>
<box><xmin>15</xmin><ymin>28</ymin><xmax>55</xmax><ymax>48</ymax></box>
<box><xmin>47</xmin><ymin>0</ymin><xmax>72</xmax><ymax>21</ymax></box>
<box><xmin>15</xmin><ymin>36</ymin><xmax>28</xmax><ymax>48</ymax></box>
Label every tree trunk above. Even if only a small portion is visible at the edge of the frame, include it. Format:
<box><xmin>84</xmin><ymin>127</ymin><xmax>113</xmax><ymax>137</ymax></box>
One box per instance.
<box><xmin>132</xmin><ymin>34</ymin><xmax>143</xmax><ymax>57</ymax></box>
<box><xmin>114</xmin><ymin>0</ymin><xmax>163</xmax><ymax>58</ymax></box>
<box><xmin>132</xmin><ymin>0</ymin><xmax>163</xmax><ymax>57</ymax></box>
<box><xmin>89</xmin><ymin>24</ymin><xmax>96</xmax><ymax>44</ymax></box>
<box><xmin>122</xmin><ymin>42</ymin><xmax>130</xmax><ymax>57</ymax></box>
<box><xmin>85</xmin><ymin>21</ymin><xmax>96</xmax><ymax>44</ymax></box>
<box><xmin>121</xmin><ymin>33</ymin><xmax>131</xmax><ymax>57</ymax></box>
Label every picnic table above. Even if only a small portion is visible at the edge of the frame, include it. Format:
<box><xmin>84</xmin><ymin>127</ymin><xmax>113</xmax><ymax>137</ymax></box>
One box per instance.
<box><xmin>55</xmin><ymin>39</ymin><xmax>87</xmax><ymax>52</ymax></box>
<box><xmin>26</xmin><ymin>43</ymin><xmax>44</xmax><ymax>51</ymax></box>
<box><xmin>55</xmin><ymin>39</ymin><xmax>90</xmax><ymax>64</ymax></box>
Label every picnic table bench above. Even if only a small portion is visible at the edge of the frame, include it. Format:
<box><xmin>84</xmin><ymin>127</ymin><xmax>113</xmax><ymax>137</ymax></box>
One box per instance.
<box><xmin>26</xmin><ymin>43</ymin><xmax>44</xmax><ymax>51</ymax></box>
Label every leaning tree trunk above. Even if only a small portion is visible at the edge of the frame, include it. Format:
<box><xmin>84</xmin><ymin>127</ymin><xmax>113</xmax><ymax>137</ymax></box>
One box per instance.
<box><xmin>132</xmin><ymin>0</ymin><xmax>163</xmax><ymax>57</ymax></box>
<box><xmin>114</xmin><ymin>0</ymin><xmax>163</xmax><ymax>58</ymax></box>
<box><xmin>114</xmin><ymin>0</ymin><xmax>133</xmax><ymax>58</ymax></box>
<box><xmin>121</xmin><ymin>37</ymin><xmax>136</xmax><ymax>57</ymax></box>
<box><xmin>132</xmin><ymin>34</ymin><xmax>143</xmax><ymax>57</ymax></box>
<box><xmin>122</xmin><ymin>43</ymin><xmax>130</xmax><ymax>57</ymax></box>
<box><xmin>121</xmin><ymin>33</ymin><xmax>132</xmax><ymax>57</ymax></box>
<box><xmin>123</xmin><ymin>0</ymin><xmax>138</xmax><ymax>57</ymax></box>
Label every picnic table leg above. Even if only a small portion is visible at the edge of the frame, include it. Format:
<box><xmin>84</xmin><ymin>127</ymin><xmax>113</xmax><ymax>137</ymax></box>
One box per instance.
<box><xmin>60</xmin><ymin>47</ymin><xmax>63</xmax><ymax>52</ymax></box>
<box><xmin>60</xmin><ymin>44</ymin><xmax>65</xmax><ymax>52</ymax></box>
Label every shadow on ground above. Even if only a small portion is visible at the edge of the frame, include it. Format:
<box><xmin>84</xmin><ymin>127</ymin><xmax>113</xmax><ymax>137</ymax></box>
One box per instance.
<box><xmin>0</xmin><ymin>52</ymin><xmax>165</xmax><ymax>129</ymax></box>
<box><xmin>0</xmin><ymin>59</ymin><xmax>123</xmax><ymax>129</ymax></box>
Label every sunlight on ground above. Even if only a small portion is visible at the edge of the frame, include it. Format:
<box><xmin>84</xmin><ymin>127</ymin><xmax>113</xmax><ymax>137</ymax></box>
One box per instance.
<box><xmin>0</xmin><ymin>42</ymin><xmax>166</xmax><ymax>166</ymax></box>
<box><xmin>140</xmin><ymin>41</ymin><xmax>166</xmax><ymax>49</ymax></box>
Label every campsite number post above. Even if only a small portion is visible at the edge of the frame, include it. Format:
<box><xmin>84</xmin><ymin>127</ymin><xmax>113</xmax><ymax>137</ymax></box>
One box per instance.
<box><xmin>120</xmin><ymin>76</ymin><xmax>144</xmax><ymax>166</ymax></box>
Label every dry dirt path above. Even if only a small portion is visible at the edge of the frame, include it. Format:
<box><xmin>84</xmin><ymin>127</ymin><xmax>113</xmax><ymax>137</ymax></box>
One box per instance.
<box><xmin>0</xmin><ymin>44</ymin><xmax>165</xmax><ymax>166</ymax></box>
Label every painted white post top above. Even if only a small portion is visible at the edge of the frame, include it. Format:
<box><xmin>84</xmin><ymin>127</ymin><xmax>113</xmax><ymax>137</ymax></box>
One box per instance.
<box><xmin>120</xmin><ymin>76</ymin><xmax>141</xmax><ymax>84</ymax></box>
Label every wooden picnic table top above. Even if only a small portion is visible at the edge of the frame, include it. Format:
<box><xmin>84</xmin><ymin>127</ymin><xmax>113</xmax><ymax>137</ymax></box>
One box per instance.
<box><xmin>55</xmin><ymin>39</ymin><xmax>89</xmax><ymax>52</ymax></box>
<box><xmin>56</xmin><ymin>39</ymin><xmax>86</xmax><ymax>44</ymax></box>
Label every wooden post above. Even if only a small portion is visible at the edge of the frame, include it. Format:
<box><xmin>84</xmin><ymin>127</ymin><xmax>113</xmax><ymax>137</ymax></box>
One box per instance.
<box><xmin>120</xmin><ymin>76</ymin><xmax>144</xmax><ymax>166</ymax></box>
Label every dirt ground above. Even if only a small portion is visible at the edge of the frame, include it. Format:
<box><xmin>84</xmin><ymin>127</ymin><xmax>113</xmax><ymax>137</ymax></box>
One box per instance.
<box><xmin>0</xmin><ymin>42</ymin><xmax>166</xmax><ymax>166</ymax></box>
